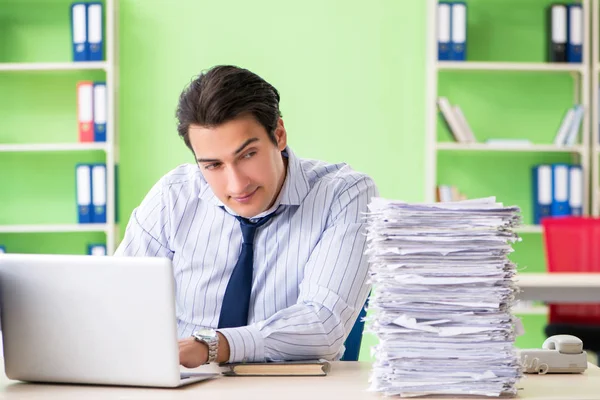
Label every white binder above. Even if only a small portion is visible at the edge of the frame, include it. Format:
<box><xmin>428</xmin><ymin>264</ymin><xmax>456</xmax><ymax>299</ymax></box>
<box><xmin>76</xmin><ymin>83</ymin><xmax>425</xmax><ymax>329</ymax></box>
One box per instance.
<box><xmin>92</xmin><ymin>164</ymin><xmax>107</xmax><ymax>223</ymax></box>
<box><xmin>569</xmin><ymin>165</ymin><xmax>583</xmax><ymax>215</ymax></box>
<box><xmin>87</xmin><ymin>3</ymin><xmax>103</xmax><ymax>60</ymax></box>
<box><xmin>76</xmin><ymin>164</ymin><xmax>92</xmax><ymax>223</ymax></box>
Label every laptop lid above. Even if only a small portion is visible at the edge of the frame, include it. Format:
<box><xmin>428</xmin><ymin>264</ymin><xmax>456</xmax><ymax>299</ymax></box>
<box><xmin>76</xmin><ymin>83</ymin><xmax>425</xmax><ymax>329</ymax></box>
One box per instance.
<box><xmin>0</xmin><ymin>253</ymin><xmax>196</xmax><ymax>387</ymax></box>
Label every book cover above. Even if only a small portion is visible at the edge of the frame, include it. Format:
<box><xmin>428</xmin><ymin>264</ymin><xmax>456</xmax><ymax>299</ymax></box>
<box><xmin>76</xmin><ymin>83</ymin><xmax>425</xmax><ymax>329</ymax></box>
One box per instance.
<box><xmin>221</xmin><ymin>359</ymin><xmax>331</xmax><ymax>377</ymax></box>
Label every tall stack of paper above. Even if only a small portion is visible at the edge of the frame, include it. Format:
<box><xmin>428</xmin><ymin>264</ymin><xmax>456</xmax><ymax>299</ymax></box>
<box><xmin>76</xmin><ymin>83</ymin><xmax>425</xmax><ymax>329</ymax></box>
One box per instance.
<box><xmin>365</xmin><ymin>197</ymin><xmax>523</xmax><ymax>397</ymax></box>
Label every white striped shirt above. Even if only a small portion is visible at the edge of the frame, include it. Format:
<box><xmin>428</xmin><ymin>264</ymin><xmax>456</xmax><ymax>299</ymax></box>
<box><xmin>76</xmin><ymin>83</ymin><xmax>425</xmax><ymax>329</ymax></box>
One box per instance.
<box><xmin>115</xmin><ymin>147</ymin><xmax>378</xmax><ymax>363</ymax></box>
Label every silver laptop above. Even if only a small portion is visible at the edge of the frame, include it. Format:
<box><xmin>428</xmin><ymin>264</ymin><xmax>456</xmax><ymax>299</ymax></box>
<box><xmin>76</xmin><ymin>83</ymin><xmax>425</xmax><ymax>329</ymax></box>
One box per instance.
<box><xmin>0</xmin><ymin>253</ymin><xmax>217</xmax><ymax>387</ymax></box>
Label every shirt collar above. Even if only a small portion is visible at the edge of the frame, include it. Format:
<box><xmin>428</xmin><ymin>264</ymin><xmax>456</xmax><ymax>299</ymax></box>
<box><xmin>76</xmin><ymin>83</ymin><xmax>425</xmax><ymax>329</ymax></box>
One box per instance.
<box><xmin>197</xmin><ymin>146</ymin><xmax>310</xmax><ymax>216</ymax></box>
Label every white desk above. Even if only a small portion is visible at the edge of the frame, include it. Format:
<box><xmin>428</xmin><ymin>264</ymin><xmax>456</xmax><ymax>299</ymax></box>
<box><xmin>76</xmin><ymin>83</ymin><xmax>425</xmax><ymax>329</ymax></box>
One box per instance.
<box><xmin>0</xmin><ymin>362</ymin><xmax>598</xmax><ymax>399</ymax></box>
<box><xmin>516</xmin><ymin>273</ymin><xmax>600</xmax><ymax>303</ymax></box>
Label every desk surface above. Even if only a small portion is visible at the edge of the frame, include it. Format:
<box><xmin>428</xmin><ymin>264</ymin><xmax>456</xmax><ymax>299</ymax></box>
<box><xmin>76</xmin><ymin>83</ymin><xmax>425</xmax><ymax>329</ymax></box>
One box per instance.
<box><xmin>516</xmin><ymin>273</ymin><xmax>600</xmax><ymax>303</ymax></box>
<box><xmin>0</xmin><ymin>362</ymin><xmax>597</xmax><ymax>399</ymax></box>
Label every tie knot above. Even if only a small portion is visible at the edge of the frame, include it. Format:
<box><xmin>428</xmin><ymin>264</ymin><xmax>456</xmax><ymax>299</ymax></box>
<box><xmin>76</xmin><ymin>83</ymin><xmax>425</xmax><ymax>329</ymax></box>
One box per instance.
<box><xmin>236</xmin><ymin>213</ymin><xmax>274</xmax><ymax>244</ymax></box>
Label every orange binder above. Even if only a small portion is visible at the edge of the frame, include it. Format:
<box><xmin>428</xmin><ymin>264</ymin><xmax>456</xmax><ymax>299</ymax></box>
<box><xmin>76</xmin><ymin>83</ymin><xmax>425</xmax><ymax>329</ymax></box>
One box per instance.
<box><xmin>77</xmin><ymin>81</ymin><xmax>94</xmax><ymax>142</ymax></box>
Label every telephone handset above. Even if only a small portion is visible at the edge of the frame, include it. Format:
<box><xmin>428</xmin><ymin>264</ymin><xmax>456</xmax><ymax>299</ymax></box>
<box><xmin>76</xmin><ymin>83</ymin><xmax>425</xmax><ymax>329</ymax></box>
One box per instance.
<box><xmin>519</xmin><ymin>334</ymin><xmax>588</xmax><ymax>374</ymax></box>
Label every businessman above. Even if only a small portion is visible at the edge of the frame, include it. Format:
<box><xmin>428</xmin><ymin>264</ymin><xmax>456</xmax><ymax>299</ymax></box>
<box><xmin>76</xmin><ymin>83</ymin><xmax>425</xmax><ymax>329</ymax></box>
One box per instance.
<box><xmin>115</xmin><ymin>65</ymin><xmax>378</xmax><ymax>367</ymax></box>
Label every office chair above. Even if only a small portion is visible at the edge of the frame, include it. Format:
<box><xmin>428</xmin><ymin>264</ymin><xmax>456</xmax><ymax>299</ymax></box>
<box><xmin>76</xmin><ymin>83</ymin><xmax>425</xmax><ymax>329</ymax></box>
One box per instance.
<box><xmin>341</xmin><ymin>299</ymin><xmax>368</xmax><ymax>361</ymax></box>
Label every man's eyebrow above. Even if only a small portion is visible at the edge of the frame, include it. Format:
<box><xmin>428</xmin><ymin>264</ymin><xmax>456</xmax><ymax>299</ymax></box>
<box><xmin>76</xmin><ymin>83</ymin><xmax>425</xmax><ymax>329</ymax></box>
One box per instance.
<box><xmin>196</xmin><ymin>138</ymin><xmax>260</xmax><ymax>163</ymax></box>
<box><xmin>233</xmin><ymin>138</ymin><xmax>259</xmax><ymax>155</ymax></box>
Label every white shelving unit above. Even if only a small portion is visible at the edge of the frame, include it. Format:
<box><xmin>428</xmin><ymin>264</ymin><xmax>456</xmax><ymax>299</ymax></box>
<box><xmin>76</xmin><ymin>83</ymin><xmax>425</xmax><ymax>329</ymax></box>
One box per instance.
<box><xmin>0</xmin><ymin>62</ymin><xmax>108</xmax><ymax>72</ymax></box>
<box><xmin>438</xmin><ymin>61</ymin><xmax>586</xmax><ymax>73</ymax></box>
<box><xmin>0</xmin><ymin>224</ymin><xmax>111</xmax><ymax>234</ymax></box>
<box><xmin>0</xmin><ymin>143</ymin><xmax>109</xmax><ymax>152</ymax></box>
<box><xmin>425</xmin><ymin>0</ymin><xmax>591</xmax><ymax>232</ymax></box>
<box><xmin>436</xmin><ymin>143</ymin><xmax>585</xmax><ymax>153</ymax></box>
<box><xmin>0</xmin><ymin>0</ymin><xmax>119</xmax><ymax>254</ymax></box>
<box><xmin>515</xmin><ymin>225</ymin><xmax>543</xmax><ymax>234</ymax></box>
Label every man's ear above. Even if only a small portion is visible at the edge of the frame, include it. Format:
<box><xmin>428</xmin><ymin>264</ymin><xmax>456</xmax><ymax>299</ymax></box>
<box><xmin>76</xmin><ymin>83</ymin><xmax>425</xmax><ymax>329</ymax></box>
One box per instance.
<box><xmin>274</xmin><ymin>118</ymin><xmax>287</xmax><ymax>151</ymax></box>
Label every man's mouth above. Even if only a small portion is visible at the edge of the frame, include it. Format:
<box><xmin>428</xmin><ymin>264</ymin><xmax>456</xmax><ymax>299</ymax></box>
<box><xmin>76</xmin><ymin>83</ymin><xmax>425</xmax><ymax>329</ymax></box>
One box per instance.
<box><xmin>232</xmin><ymin>188</ymin><xmax>258</xmax><ymax>203</ymax></box>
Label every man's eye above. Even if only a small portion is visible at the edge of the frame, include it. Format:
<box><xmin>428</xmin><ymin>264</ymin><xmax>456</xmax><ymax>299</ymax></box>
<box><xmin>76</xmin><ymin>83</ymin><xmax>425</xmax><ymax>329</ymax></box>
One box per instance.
<box><xmin>204</xmin><ymin>163</ymin><xmax>220</xmax><ymax>170</ymax></box>
<box><xmin>243</xmin><ymin>151</ymin><xmax>256</xmax><ymax>159</ymax></box>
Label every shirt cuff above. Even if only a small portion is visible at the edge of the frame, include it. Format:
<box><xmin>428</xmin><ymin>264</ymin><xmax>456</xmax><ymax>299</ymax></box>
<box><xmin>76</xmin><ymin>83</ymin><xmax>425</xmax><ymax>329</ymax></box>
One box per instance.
<box><xmin>218</xmin><ymin>325</ymin><xmax>265</xmax><ymax>363</ymax></box>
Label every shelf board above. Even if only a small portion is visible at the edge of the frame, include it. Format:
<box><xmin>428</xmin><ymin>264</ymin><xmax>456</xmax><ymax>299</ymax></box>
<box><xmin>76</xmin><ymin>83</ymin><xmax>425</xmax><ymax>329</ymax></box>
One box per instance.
<box><xmin>0</xmin><ymin>143</ymin><xmax>108</xmax><ymax>153</ymax></box>
<box><xmin>437</xmin><ymin>61</ymin><xmax>585</xmax><ymax>73</ymax></box>
<box><xmin>0</xmin><ymin>62</ymin><xmax>108</xmax><ymax>72</ymax></box>
<box><xmin>436</xmin><ymin>142</ymin><xmax>584</xmax><ymax>153</ymax></box>
<box><xmin>512</xmin><ymin>305</ymin><xmax>548</xmax><ymax>315</ymax></box>
<box><xmin>514</xmin><ymin>225</ymin><xmax>543</xmax><ymax>234</ymax></box>
<box><xmin>0</xmin><ymin>224</ymin><xmax>110</xmax><ymax>234</ymax></box>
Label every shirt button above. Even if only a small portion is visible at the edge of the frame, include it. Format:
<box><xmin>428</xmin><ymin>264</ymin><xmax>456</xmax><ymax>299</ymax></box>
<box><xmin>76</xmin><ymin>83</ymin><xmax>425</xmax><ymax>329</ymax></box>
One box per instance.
<box><xmin>250</xmin><ymin>218</ymin><xmax>258</xmax><ymax>223</ymax></box>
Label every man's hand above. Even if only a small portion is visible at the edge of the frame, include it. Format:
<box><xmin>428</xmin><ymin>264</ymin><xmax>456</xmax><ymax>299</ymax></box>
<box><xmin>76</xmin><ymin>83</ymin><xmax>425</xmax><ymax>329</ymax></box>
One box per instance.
<box><xmin>179</xmin><ymin>337</ymin><xmax>208</xmax><ymax>368</ymax></box>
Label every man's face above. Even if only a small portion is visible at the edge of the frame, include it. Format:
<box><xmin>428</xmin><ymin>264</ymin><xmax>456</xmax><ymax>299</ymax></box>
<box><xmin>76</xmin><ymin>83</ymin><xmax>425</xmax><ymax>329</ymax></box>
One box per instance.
<box><xmin>188</xmin><ymin>115</ymin><xmax>287</xmax><ymax>218</ymax></box>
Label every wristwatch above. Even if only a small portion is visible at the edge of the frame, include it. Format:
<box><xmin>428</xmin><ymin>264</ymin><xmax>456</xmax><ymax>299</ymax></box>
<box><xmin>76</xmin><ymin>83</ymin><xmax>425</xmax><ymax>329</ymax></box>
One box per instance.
<box><xmin>192</xmin><ymin>328</ymin><xmax>219</xmax><ymax>364</ymax></box>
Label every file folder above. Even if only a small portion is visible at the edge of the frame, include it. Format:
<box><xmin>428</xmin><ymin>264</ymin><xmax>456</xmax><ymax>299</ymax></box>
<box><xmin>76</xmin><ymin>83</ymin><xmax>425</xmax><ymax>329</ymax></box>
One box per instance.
<box><xmin>567</xmin><ymin>4</ymin><xmax>583</xmax><ymax>63</ymax></box>
<box><xmin>93</xmin><ymin>82</ymin><xmax>107</xmax><ymax>142</ymax></box>
<box><xmin>0</xmin><ymin>246</ymin><xmax>5</xmax><ymax>254</ymax></box>
<box><xmin>553</xmin><ymin>106</ymin><xmax>576</xmax><ymax>145</ymax></box>
<box><xmin>569</xmin><ymin>165</ymin><xmax>583</xmax><ymax>216</ymax></box>
<box><xmin>532</xmin><ymin>165</ymin><xmax>552</xmax><ymax>224</ymax></box>
<box><xmin>76</xmin><ymin>164</ymin><xmax>93</xmax><ymax>223</ymax></box>
<box><xmin>71</xmin><ymin>3</ymin><xmax>88</xmax><ymax>61</ymax></box>
<box><xmin>88</xmin><ymin>244</ymin><xmax>107</xmax><ymax>256</ymax></box>
<box><xmin>547</xmin><ymin>4</ymin><xmax>567</xmax><ymax>62</ymax></box>
<box><xmin>77</xmin><ymin>81</ymin><xmax>94</xmax><ymax>142</ymax></box>
<box><xmin>564</xmin><ymin>104</ymin><xmax>584</xmax><ymax>146</ymax></box>
<box><xmin>87</xmin><ymin>3</ymin><xmax>104</xmax><ymax>61</ymax></box>
<box><xmin>450</xmin><ymin>2</ymin><xmax>466</xmax><ymax>61</ymax></box>
<box><xmin>91</xmin><ymin>163</ymin><xmax>107</xmax><ymax>223</ymax></box>
<box><xmin>437</xmin><ymin>2</ymin><xmax>451</xmax><ymax>60</ymax></box>
<box><xmin>551</xmin><ymin>163</ymin><xmax>570</xmax><ymax>216</ymax></box>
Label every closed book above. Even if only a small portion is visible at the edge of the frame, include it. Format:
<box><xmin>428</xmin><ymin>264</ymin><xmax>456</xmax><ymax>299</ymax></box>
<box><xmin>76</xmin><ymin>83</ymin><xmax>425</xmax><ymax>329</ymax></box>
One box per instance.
<box><xmin>221</xmin><ymin>360</ymin><xmax>331</xmax><ymax>377</ymax></box>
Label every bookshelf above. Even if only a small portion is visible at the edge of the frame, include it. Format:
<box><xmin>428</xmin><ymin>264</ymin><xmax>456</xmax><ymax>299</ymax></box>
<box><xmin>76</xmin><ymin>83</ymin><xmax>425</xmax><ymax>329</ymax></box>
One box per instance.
<box><xmin>424</xmin><ymin>0</ymin><xmax>591</xmax><ymax>325</ymax></box>
<box><xmin>425</xmin><ymin>0</ymin><xmax>591</xmax><ymax>229</ymax></box>
<box><xmin>0</xmin><ymin>0</ymin><xmax>119</xmax><ymax>255</ymax></box>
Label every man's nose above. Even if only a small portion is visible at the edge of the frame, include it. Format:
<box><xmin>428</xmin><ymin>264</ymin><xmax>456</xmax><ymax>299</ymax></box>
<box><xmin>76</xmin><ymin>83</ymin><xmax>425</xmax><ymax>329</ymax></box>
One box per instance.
<box><xmin>226</xmin><ymin>166</ymin><xmax>250</xmax><ymax>195</ymax></box>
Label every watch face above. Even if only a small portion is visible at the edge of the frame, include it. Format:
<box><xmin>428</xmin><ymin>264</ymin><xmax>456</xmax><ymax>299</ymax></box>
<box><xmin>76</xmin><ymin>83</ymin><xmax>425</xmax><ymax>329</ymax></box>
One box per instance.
<box><xmin>195</xmin><ymin>328</ymin><xmax>217</xmax><ymax>339</ymax></box>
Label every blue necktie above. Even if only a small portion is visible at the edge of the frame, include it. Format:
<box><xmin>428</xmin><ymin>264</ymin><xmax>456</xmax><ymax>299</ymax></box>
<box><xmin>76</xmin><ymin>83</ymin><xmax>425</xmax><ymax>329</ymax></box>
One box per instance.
<box><xmin>218</xmin><ymin>213</ymin><xmax>275</xmax><ymax>329</ymax></box>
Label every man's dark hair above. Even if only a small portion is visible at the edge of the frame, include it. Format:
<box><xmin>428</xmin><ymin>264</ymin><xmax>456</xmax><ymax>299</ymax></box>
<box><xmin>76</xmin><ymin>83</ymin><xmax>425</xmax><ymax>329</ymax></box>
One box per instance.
<box><xmin>176</xmin><ymin>65</ymin><xmax>282</xmax><ymax>152</ymax></box>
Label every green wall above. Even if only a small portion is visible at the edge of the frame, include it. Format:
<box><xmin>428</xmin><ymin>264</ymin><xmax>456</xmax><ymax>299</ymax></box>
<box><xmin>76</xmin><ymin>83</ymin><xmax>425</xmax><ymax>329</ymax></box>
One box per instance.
<box><xmin>118</xmin><ymin>0</ymin><xmax>427</xmax><ymax>361</ymax></box>
<box><xmin>0</xmin><ymin>0</ymin><xmax>558</xmax><ymax>361</ymax></box>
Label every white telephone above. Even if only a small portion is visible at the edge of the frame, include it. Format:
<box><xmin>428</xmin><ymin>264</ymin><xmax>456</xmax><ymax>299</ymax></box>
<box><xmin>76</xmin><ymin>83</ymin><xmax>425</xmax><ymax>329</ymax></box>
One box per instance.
<box><xmin>519</xmin><ymin>334</ymin><xmax>588</xmax><ymax>374</ymax></box>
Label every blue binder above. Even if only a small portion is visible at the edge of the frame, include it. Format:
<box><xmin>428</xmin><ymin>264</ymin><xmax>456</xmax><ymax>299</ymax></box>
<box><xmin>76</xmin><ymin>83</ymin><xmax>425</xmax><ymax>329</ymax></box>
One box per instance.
<box><xmin>532</xmin><ymin>165</ymin><xmax>552</xmax><ymax>224</ymax></box>
<box><xmin>87</xmin><ymin>3</ymin><xmax>104</xmax><ymax>61</ymax></box>
<box><xmin>91</xmin><ymin>163</ymin><xmax>107</xmax><ymax>223</ymax></box>
<box><xmin>93</xmin><ymin>82</ymin><xmax>107</xmax><ymax>142</ymax></box>
<box><xmin>76</xmin><ymin>164</ymin><xmax>93</xmax><ymax>223</ymax></box>
<box><xmin>569</xmin><ymin>165</ymin><xmax>583</xmax><ymax>216</ymax></box>
<box><xmin>438</xmin><ymin>2</ymin><xmax>451</xmax><ymax>60</ymax></box>
<box><xmin>71</xmin><ymin>3</ymin><xmax>88</xmax><ymax>61</ymax></box>
<box><xmin>88</xmin><ymin>244</ymin><xmax>107</xmax><ymax>256</ymax></box>
<box><xmin>450</xmin><ymin>2</ymin><xmax>467</xmax><ymax>61</ymax></box>
<box><xmin>551</xmin><ymin>163</ymin><xmax>570</xmax><ymax>217</ymax></box>
<box><xmin>0</xmin><ymin>245</ymin><xmax>5</xmax><ymax>254</ymax></box>
<box><xmin>567</xmin><ymin>4</ymin><xmax>583</xmax><ymax>63</ymax></box>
